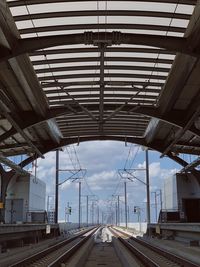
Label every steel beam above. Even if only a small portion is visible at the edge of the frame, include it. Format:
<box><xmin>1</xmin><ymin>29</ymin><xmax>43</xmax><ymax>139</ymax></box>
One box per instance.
<box><xmin>49</xmin><ymin>98</ymin><xmax>156</xmax><ymax>105</ymax></box>
<box><xmin>0</xmin><ymin>104</ymin><xmax>153</xmax><ymax>143</ymax></box>
<box><xmin>13</xmin><ymin>10</ymin><xmax>190</xmax><ymax>22</ymax></box>
<box><xmin>180</xmin><ymin>157</ymin><xmax>200</xmax><ymax>172</ymax></box>
<box><xmin>47</xmin><ymin>93</ymin><xmax>158</xmax><ymax>102</ymax></box>
<box><xmin>58</xmin><ymin>121</ymin><xmax>148</xmax><ymax>127</ymax></box>
<box><xmin>38</xmin><ymin>73</ymin><xmax>167</xmax><ymax>81</ymax></box>
<box><xmin>42</xmin><ymin>81</ymin><xmax>165</xmax><ymax>88</ymax></box>
<box><xmin>36</xmin><ymin>65</ymin><xmax>170</xmax><ymax>74</ymax></box>
<box><xmin>32</xmin><ymin>56</ymin><xmax>173</xmax><ymax>66</ymax></box>
<box><xmin>44</xmin><ymin>87</ymin><xmax>161</xmax><ymax>95</ymax></box>
<box><xmin>60</xmin><ymin>87</ymin><xmax>97</xmax><ymax>122</ymax></box>
<box><xmin>2</xmin><ymin>102</ymin><xmax>198</xmax><ymax>141</ymax></box>
<box><xmin>1</xmin><ymin>32</ymin><xmax>195</xmax><ymax>62</ymax></box>
<box><xmin>8</xmin><ymin>0</ymin><xmax>196</xmax><ymax>7</ymax></box>
<box><xmin>0</xmin><ymin>98</ymin><xmax>44</xmax><ymax>158</ymax></box>
<box><xmin>18</xmin><ymin>135</ymin><xmax>192</xmax><ymax>172</ymax></box>
<box><xmin>0</xmin><ymin>127</ymin><xmax>16</xmax><ymax>143</ymax></box>
<box><xmin>161</xmin><ymin>103</ymin><xmax>200</xmax><ymax>158</ymax></box>
<box><xmin>0</xmin><ymin>155</ymin><xmax>28</xmax><ymax>176</ymax></box>
<box><xmin>2</xmin><ymin>102</ymin><xmax>200</xmax><ymax>152</ymax></box>
<box><xmin>30</xmin><ymin>47</ymin><xmax>175</xmax><ymax>56</ymax></box>
<box><xmin>19</xmin><ymin>23</ymin><xmax>185</xmax><ymax>35</ymax></box>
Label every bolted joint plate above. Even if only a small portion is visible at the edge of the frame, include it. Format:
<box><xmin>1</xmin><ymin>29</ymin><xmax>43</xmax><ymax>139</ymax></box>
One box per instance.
<box><xmin>84</xmin><ymin>31</ymin><xmax>123</xmax><ymax>46</ymax></box>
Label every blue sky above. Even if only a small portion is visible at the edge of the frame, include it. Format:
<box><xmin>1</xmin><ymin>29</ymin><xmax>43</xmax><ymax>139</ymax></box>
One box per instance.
<box><xmin>32</xmin><ymin>140</ymin><xmax>195</xmax><ymax>224</ymax></box>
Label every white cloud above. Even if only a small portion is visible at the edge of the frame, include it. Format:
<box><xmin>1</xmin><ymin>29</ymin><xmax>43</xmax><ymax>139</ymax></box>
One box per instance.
<box><xmin>76</xmin><ymin>141</ymin><xmax>129</xmax><ymax>172</ymax></box>
<box><xmin>86</xmin><ymin>170</ymin><xmax>118</xmax><ymax>191</ymax></box>
<box><xmin>31</xmin><ymin>141</ymin><xmax>181</xmax><ymax>222</ymax></box>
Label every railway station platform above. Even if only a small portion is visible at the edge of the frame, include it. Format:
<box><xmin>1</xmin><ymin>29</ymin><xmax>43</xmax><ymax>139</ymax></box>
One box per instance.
<box><xmin>148</xmin><ymin>223</ymin><xmax>200</xmax><ymax>243</ymax></box>
<box><xmin>0</xmin><ymin>223</ymin><xmax>59</xmax><ymax>252</ymax></box>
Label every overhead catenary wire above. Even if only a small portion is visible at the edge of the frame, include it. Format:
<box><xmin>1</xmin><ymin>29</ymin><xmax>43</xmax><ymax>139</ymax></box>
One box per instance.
<box><xmin>124</xmin><ymin>144</ymin><xmax>140</xmax><ymax>170</ymax></box>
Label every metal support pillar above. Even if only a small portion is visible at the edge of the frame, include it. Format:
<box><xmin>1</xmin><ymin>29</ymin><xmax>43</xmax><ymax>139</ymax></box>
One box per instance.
<box><xmin>127</xmin><ymin>205</ymin><xmax>130</xmax><ymax>224</ymax></box>
<box><xmin>145</xmin><ymin>149</ymin><xmax>151</xmax><ymax>224</ymax></box>
<box><xmin>159</xmin><ymin>189</ymin><xmax>163</xmax><ymax>212</ymax></box>
<box><xmin>55</xmin><ymin>149</ymin><xmax>59</xmax><ymax>224</ymax></box>
<box><xmin>78</xmin><ymin>181</ymin><xmax>81</xmax><ymax>228</ymax></box>
<box><xmin>115</xmin><ymin>202</ymin><xmax>117</xmax><ymax>225</ymax></box>
<box><xmin>97</xmin><ymin>205</ymin><xmax>99</xmax><ymax>224</ymax></box>
<box><xmin>67</xmin><ymin>202</ymin><xmax>70</xmax><ymax>222</ymax></box>
<box><xmin>47</xmin><ymin>196</ymin><xmax>49</xmax><ymax>213</ymax></box>
<box><xmin>124</xmin><ymin>181</ymin><xmax>128</xmax><ymax>229</ymax></box>
<box><xmin>151</xmin><ymin>192</ymin><xmax>158</xmax><ymax>222</ymax></box>
<box><xmin>92</xmin><ymin>201</ymin><xmax>94</xmax><ymax>224</ymax></box>
<box><xmin>86</xmin><ymin>195</ymin><xmax>89</xmax><ymax>227</ymax></box>
<box><xmin>117</xmin><ymin>195</ymin><xmax>120</xmax><ymax>226</ymax></box>
<box><xmin>155</xmin><ymin>192</ymin><xmax>158</xmax><ymax>222</ymax></box>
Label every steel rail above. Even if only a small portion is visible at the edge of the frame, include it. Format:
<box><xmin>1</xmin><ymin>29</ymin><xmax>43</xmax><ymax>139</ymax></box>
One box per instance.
<box><xmin>132</xmin><ymin>236</ymin><xmax>200</xmax><ymax>267</ymax></box>
<box><xmin>48</xmin><ymin>227</ymin><xmax>98</xmax><ymax>267</ymax></box>
<box><xmin>109</xmin><ymin>227</ymin><xmax>159</xmax><ymax>267</ymax></box>
<box><xmin>111</xmin><ymin>227</ymin><xmax>200</xmax><ymax>267</ymax></box>
<box><xmin>10</xmin><ymin>227</ymin><xmax>97</xmax><ymax>267</ymax></box>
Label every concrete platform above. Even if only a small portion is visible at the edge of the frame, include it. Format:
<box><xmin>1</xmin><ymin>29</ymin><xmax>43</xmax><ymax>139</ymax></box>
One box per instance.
<box><xmin>148</xmin><ymin>223</ymin><xmax>200</xmax><ymax>241</ymax></box>
<box><xmin>149</xmin><ymin>223</ymin><xmax>200</xmax><ymax>233</ymax></box>
<box><xmin>0</xmin><ymin>223</ymin><xmax>58</xmax><ymax>234</ymax></box>
<box><xmin>0</xmin><ymin>224</ymin><xmax>59</xmax><ymax>250</ymax></box>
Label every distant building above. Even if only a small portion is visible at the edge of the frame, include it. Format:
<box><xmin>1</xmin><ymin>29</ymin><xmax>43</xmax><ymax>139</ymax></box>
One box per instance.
<box><xmin>5</xmin><ymin>174</ymin><xmax>46</xmax><ymax>223</ymax></box>
<box><xmin>162</xmin><ymin>173</ymin><xmax>200</xmax><ymax>223</ymax></box>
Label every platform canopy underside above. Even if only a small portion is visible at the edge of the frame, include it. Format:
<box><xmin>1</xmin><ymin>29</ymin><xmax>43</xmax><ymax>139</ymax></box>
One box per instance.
<box><xmin>0</xmin><ymin>0</ymin><xmax>200</xmax><ymax>170</ymax></box>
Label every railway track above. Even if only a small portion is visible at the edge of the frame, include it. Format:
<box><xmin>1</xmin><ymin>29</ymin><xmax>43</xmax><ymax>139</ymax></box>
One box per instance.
<box><xmin>110</xmin><ymin>227</ymin><xmax>199</xmax><ymax>267</ymax></box>
<box><xmin>10</xmin><ymin>227</ymin><xmax>98</xmax><ymax>267</ymax></box>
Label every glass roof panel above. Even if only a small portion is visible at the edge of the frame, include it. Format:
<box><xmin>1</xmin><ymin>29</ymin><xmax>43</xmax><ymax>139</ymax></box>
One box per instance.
<box><xmin>6</xmin><ymin>0</ymin><xmax>196</xmax><ymax>138</ymax></box>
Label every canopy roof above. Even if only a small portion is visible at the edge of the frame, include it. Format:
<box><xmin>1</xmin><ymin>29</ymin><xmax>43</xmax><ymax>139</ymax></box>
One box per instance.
<box><xmin>0</xmin><ymin>0</ymin><xmax>200</xmax><ymax>171</ymax></box>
